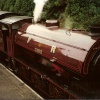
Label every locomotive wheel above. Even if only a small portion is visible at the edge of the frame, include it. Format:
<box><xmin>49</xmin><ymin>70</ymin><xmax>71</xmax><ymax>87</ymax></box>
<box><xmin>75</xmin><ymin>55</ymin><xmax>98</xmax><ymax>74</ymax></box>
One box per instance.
<box><xmin>49</xmin><ymin>83</ymin><xmax>67</xmax><ymax>99</ymax></box>
<box><xmin>31</xmin><ymin>72</ymin><xmax>48</xmax><ymax>91</ymax></box>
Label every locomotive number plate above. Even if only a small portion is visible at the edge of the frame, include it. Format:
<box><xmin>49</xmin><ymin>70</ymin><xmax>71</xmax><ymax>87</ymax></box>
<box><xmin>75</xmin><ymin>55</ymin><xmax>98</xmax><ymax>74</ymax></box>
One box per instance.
<box><xmin>34</xmin><ymin>48</ymin><xmax>42</xmax><ymax>54</ymax></box>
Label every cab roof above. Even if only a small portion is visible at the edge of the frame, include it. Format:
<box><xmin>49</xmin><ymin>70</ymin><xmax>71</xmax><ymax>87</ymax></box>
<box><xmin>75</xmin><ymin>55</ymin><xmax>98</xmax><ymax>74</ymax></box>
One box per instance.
<box><xmin>0</xmin><ymin>16</ymin><xmax>32</xmax><ymax>24</ymax></box>
<box><xmin>0</xmin><ymin>11</ymin><xmax>19</xmax><ymax>19</ymax></box>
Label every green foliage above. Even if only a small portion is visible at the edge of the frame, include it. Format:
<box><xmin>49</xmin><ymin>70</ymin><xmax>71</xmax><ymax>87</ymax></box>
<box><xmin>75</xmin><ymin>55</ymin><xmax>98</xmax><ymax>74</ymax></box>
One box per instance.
<box><xmin>0</xmin><ymin>0</ymin><xmax>34</xmax><ymax>16</ymax></box>
<box><xmin>65</xmin><ymin>0</ymin><xmax>100</xmax><ymax>29</ymax></box>
<box><xmin>0</xmin><ymin>0</ymin><xmax>6</xmax><ymax>10</ymax></box>
<box><xmin>42</xmin><ymin>0</ymin><xmax>67</xmax><ymax>20</ymax></box>
<box><xmin>0</xmin><ymin>0</ymin><xmax>100</xmax><ymax>29</ymax></box>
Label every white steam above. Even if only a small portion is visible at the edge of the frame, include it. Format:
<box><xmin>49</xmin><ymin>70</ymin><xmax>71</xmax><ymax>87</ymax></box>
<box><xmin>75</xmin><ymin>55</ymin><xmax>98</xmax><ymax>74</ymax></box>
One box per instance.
<box><xmin>33</xmin><ymin>0</ymin><xmax>48</xmax><ymax>23</ymax></box>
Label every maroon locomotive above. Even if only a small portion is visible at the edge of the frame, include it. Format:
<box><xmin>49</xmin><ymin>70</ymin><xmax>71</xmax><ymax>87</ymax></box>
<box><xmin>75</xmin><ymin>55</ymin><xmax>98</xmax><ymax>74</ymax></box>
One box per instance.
<box><xmin>0</xmin><ymin>11</ymin><xmax>100</xmax><ymax>99</ymax></box>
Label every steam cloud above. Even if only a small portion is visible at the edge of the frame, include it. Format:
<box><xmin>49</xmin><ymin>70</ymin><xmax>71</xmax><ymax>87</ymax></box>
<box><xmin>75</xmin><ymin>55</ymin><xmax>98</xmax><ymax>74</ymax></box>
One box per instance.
<box><xmin>33</xmin><ymin>0</ymin><xmax>48</xmax><ymax>23</ymax></box>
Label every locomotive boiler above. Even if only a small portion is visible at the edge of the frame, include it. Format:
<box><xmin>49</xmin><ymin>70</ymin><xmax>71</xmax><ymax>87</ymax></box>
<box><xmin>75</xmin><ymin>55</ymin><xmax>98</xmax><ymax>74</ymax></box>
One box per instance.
<box><xmin>0</xmin><ymin>11</ymin><xmax>100</xmax><ymax>99</ymax></box>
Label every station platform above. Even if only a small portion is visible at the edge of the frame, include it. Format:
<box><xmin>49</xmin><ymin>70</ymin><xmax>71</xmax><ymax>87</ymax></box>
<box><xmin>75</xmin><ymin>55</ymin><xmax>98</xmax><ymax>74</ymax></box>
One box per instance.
<box><xmin>0</xmin><ymin>63</ymin><xmax>43</xmax><ymax>100</ymax></box>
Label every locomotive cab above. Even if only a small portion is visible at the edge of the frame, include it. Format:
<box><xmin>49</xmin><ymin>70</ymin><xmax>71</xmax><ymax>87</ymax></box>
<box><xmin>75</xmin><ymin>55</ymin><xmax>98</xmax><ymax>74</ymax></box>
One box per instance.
<box><xmin>0</xmin><ymin>15</ymin><xmax>32</xmax><ymax>69</ymax></box>
<box><xmin>0</xmin><ymin>11</ymin><xmax>19</xmax><ymax>20</ymax></box>
<box><xmin>0</xmin><ymin>16</ymin><xmax>32</xmax><ymax>53</ymax></box>
<box><xmin>0</xmin><ymin>11</ymin><xmax>20</xmax><ymax>52</ymax></box>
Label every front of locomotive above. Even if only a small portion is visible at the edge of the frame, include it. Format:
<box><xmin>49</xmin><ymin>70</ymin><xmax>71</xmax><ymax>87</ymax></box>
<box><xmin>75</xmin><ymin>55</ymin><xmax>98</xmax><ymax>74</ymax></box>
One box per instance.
<box><xmin>83</xmin><ymin>26</ymin><xmax>100</xmax><ymax>77</ymax></box>
<box><xmin>72</xmin><ymin>27</ymin><xmax>100</xmax><ymax>99</ymax></box>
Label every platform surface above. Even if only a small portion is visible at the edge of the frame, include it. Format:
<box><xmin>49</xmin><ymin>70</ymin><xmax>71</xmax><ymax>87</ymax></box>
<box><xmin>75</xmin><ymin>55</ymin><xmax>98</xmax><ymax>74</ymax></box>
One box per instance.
<box><xmin>0</xmin><ymin>63</ymin><xmax>43</xmax><ymax>100</ymax></box>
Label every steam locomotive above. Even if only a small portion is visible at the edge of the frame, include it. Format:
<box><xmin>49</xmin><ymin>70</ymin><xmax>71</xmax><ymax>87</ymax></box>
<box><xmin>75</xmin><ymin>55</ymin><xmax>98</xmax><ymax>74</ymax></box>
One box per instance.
<box><xmin>0</xmin><ymin>10</ymin><xmax>100</xmax><ymax>99</ymax></box>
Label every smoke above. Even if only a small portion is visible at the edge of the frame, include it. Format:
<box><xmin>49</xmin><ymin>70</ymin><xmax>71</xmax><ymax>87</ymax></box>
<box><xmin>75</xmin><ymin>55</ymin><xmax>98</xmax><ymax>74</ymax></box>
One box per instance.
<box><xmin>33</xmin><ymin>0</ymin><xmax>48</xmax><ymax>23</ymax></box>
